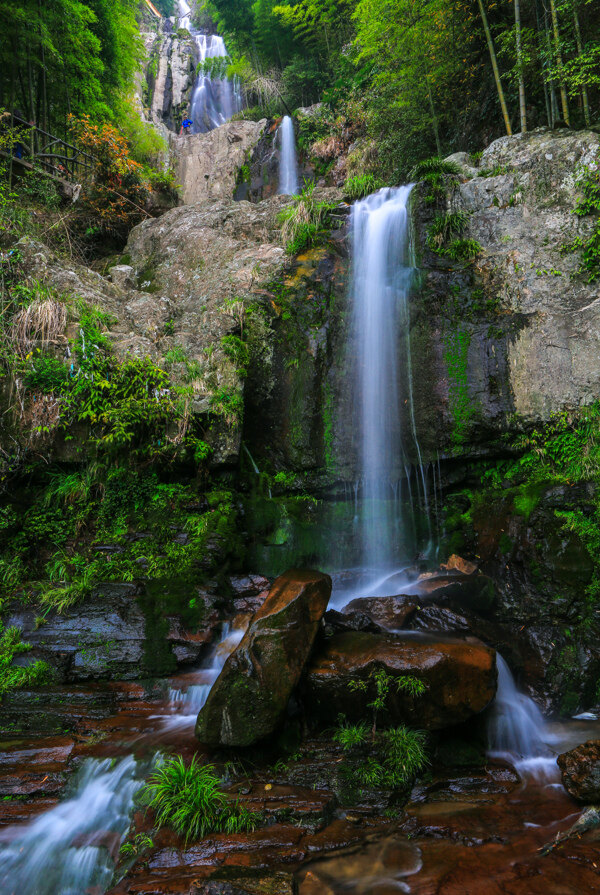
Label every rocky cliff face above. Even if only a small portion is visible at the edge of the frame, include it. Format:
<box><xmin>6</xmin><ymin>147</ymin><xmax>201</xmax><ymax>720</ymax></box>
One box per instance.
<box><xmin>140</xmin><ymin>18</ymin><xmax>197</xmax><ymax>135</ymax></box>
<box><xmin>410</xmin><ymin>128</ymin><xmax>600</xmax><ymax>461</ymax></box>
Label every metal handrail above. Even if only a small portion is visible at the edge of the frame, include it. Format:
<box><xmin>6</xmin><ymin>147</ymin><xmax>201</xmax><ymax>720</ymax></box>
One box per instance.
<box><xmin>3</xmin><ymin>114</ymin><xmax>95</xmax><ymax>181</ymax></box>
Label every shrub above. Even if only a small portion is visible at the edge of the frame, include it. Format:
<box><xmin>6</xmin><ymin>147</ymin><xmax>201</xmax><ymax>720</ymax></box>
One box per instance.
<box><xmin>142</xmin><ymin>755</ymin><xmax>259</xmax><ymax>843</ymax></box>
<box><xmin>411</xmin><ymin>157</ymin><xmax>461</xmax><ymax>179</ymax></box>
<box><xmin>344</xmin><ymin>174</ymin><xmax>384</xmax><ymax>201</ymax></box>
<box><xmin>278</xmin><ymin>183</ymin><xmax>338</xmax><ymax>254</ymax></box>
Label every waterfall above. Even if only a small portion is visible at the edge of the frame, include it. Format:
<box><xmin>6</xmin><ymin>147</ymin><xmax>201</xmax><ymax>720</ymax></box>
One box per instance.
<box><xmin>188</xmin><ymin>33</ymin><xmax>242</xmax><ymax>134</ymax></box>
<box><xmin>277</xmin><ymin>115</ymin><xmax>300</xmax><ymax>195</ymax></box>
<box><xmin>488</xmin><ymin>655</ymin><xmax>558</xmax><ymax>782</ymax></box>
<box><xmin>178</xmin><ymin>0</ymin><xmax>191</xmax><ymax>30</ymax></box>
<box><xmin>344</xmin><ymin>186</ymin><xmax>430</xmax><ymax>595</ymax></box>
<box><xmin>0</xmin><ymin>756</ymin><xmax>146</xmax><ymax>895</ymax></box>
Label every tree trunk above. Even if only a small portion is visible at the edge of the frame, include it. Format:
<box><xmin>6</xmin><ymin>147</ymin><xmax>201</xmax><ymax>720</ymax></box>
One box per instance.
<box><xmin>534</xmin><ymin>0</ymin><xmax>552</xmax><ymax>126</ymax></box>
<box><xmin>514</xmin><ymin>0</ymin><xmax>527</xmax><ymax>132</ymax></box>
<box><xmin>477</xmin><ymin>0</ymin><xmax>512</xmax><ymax>135</ymax></box>
<box><xmin>548</xmin><ymin>0</ymin><xmax>570</xmax><ymax>125</ymax></box>
<box><xmin>572</xmin><ymin>6</ymin><xmax>591</xmax><ymax>127</ymax></box>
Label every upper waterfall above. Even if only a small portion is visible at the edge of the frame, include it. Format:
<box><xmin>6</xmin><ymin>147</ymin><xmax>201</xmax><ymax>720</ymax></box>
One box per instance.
<box><xmin>178</xmin><ymin>1</ymin><xmax>242</xmax><ymax>133</ymax></box>
<box><xmin>277</xmin><ymin>115</ymin><xmax>300</xmax><ymax>195</ymax></box>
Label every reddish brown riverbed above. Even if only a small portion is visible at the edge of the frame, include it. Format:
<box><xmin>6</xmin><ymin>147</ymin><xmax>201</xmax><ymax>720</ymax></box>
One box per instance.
<box><xmin>1</xmin><ymin>675</ymin><xmax>599</xmax><ymax>895</ymax></box>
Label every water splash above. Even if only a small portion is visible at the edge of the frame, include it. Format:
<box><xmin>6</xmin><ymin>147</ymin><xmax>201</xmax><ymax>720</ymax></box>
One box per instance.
<box><xmin>277</xmin><ymin>115</ymin><xmax>299</xmax><ymax>195</ymax></box>
<box><xmin>0</xmin><ymin>755</ymin><xmax>146</xmax><ymax>895</ymax></box>
<box><xmin>488</xmin><ymin>655</ymin><xmax>559</xmax><ymax>782</ymax></box>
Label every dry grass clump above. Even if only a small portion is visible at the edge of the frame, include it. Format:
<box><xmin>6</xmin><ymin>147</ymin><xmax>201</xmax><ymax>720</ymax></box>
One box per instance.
<box><xmin>12</xmin><ymin>299</ymin><xmax>67</xmax><ymax>356</ymax></box>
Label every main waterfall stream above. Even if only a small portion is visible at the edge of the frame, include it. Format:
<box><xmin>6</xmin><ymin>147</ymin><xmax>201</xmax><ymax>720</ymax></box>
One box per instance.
<box><xmin>277</xmin><ymin>115</ymin><xmax>300</xmax><ymax>195</ymax></box>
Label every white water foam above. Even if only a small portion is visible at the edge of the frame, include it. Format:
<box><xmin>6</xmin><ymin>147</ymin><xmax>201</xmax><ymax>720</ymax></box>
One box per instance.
<box><xmin>488</xmin><ymin>655</ymin><xmax>560</xmax><ymax>783</ymax></box>
<box><xmin>0</xmin><ymin>755</ymin><xmax>146</xmax><ymax>895</ymax></box>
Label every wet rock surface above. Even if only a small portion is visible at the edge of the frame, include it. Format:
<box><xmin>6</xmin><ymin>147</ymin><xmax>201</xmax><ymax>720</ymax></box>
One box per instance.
<box><xmin>305</xmin><ymin>631</ymin><xmax>497</xmax><ymax>730</ymax></box>
<box><xmin>558</xmin><ymin>739</ymin><xmax>600</xmax><ymax>803</ymax></box>
<box><xmin>196</xmin><ymin>569</ymin><xmax>332</xmax><ymax>746</ymax></box>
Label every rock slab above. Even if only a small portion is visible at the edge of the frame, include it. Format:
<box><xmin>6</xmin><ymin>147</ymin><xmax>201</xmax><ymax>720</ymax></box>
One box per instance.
<box><xmin>196</xmin><ymin>569</ymin><xmax>332</xmax><ymax>746</ymax></box>
<box><xmin>304</xmin><ymin>631</ymin><xmax>497</xmax><ymax>730</ymax></box>
<box><xmin>558</xmin><ymin>739</ymin><xmax>600</xmax><ymax>802</ymax></box>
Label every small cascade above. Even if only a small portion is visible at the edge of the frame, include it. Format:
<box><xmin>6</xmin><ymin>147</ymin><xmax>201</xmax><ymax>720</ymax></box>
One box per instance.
<box><xmin>277</xmin><ymin>115</ymin><xmax>300</xmax><ymax>195</ymax></box>
<box><xmin>165</xmin><ymin>624</ymin><xmax>244</xmax><ymax>728</ymax></box>
<box><xmin>488</xmin><ymin>655</ymin><xmax>558</xmax><ymax>781</ymax></box>
<box><xmin>341</xmin><ymin>186</ymin><xmax>432</xmax><ymax>598</ymax></box>
<box><xmin>0</xmin><ymin>756</ymin><xmax>145</xmax><ymax>895</ymax></box>
<box><xmin>178</xmin><ymin>0</ymin><xmax>191</xmax><ymax>30</ymax></box>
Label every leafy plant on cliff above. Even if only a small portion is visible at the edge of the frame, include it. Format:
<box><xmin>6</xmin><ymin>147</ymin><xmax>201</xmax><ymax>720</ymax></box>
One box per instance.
<box><xmin>278</xmin><ymin>183</ymin><xmax>339</xmax><ymax>254</ymax></box>
<box><xmin>142</xmin><ymin>755</ymin><xmax>259</xmax><ymax>843</ymax></box>
<box><xmin>570</xmin><ymin>161</ymin><xmax>600</xmax><ymax>282</ymax></box>
<box><xmin>0</xmin><ymin>621</ymin><xmax>50</xmax><ymax>697</ymax></box>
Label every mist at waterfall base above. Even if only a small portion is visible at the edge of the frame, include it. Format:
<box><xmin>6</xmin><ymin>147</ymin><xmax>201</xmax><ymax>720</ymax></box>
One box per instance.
<box><xmin>178</xmin><ymin>1</ymin><xmax>242</xmax><ymax>134</ymax></box>
<box><xmin>277</xmin><ymin>116</ymin><xmax>300</xmax><ymax>195</ymax></box>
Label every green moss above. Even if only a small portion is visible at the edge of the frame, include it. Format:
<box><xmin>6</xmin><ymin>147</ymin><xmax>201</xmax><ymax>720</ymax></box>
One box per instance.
<box><xmin>443</xmin><ymin>329</ymin><xmax>473</xmax><ymax>445</ymax></box>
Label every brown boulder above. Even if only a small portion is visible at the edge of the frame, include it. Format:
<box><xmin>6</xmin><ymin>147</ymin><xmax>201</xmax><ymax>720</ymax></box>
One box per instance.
<box><xmin>558</xmin><ymin>739</ymin><xmax>600</xmax><ymax>802</ymax></box>
<box><xmin>323</xmin><ymin>596</ymin><xmax>418</xmax><ymax>635</ymax></box>
<box><xmin>441</xmin><ymin>554</ymin><xmax>478</xmax><ymax>575</ymax></box>
<box><xmin>304</xmin><ymin>631</ymin><xmax>497</xmax><ymax>730</ymax></box>
<box><xmin>196</xmin><ymin>569</ymin><xmax>331</xmax><ymax>747</ymax></box>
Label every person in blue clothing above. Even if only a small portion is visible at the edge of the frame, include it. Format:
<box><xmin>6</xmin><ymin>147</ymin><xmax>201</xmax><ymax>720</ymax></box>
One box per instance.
<box><xmin>180</xmin><ymin>118</ymin><xmax>193</xmax><ymax>134</ymax></box>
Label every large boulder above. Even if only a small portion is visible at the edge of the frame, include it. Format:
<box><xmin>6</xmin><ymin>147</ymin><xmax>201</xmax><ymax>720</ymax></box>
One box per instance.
<box><xmin>196</xmin><ymin>569</ymin><xmax>332</xmax><ymax>746</ymax></box>
<box><xmin>304</xmin><ymin>631</ymin><xmax>497</xmax><ymax>730</ymax></box>
<box><xmin>172</xmin><ymin>120</ymin><xmax>268</xmax><ymax>204</ymax></box>
<box><xmin>558</xmin><ymin>740</ymin><xmax>600</xmax><ymax>802</ymax></box>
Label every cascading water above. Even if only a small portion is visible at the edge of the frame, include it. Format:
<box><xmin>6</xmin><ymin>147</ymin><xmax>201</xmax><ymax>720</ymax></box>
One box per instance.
<box><xmin>488</xmin><ymin>655</ymin><xmax>559</xmax><ymax>781</ymax></box>
<box><xmin>277</xmin><ymin>115</ymin><xmax>300</xmax><ymax>195</ymax></box>
<box><xmin>0</xmin><ymin>755</ymin><xmax>146</xmax><ymax>895</ymax></box>
<box><xmin>335</xmin><ymin>186</ymin><xmax>431</xmax><ymax>604</ymax></box>
<box><xmin>0</xmin><ymin>624</ymin><xmax>243</xmax><ymax>893</ymax></box>
<box><xmin>165</xmin><ymin>623</ymin><xmax>244</xmax><ymax>727</ymax></box>
<box><xmin>188</xmin><ymin>33</ymin><xmax>242</xmax><ymax>133</ymax></box>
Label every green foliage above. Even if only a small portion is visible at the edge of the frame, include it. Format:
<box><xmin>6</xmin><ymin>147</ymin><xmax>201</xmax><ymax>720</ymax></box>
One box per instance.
<box><xmin>119</xmin><ymin>832</ymin><xmax>154</xmax><ymax>858</ymax></box>
<box><xmin>411</xmin><ymin>157</ymin><xmax>461</xmax><ymax>179</ymax></box>
<box><xmin>344</xmin><ymin>173</ymin><xmax>384</xmax><ymax>201</ymax></box>
<box><xmin>142</xmin><ymin>755</ymin><xmax>259</xmax><ymax>843</ymax></box>
<box><xmin>444</xmin><ymin>238</ymin><xmax>483</xmax><ymax>261</ymax></box>
<box><xmin>349</xmin><ymin>667</ymin><xmax>426</xmax><ymax>734</ymax></box>
<box><xmin>333</xmin><ymin>720</ymin><xmax>369</xmax><ymax>749</ymax></box>
<box><xmin>0</xmin><ymin>621</ymin><xmax>50</xmax><ymax>697</ymax></box>
<box><xmin>571</xmin><ymin>161</ymin><xmax>600</xmax><ymax>282</ymax></box>
<box><xmin>278</xmin><ymin>183</ymin><xmax>338</xmax><ymax>254</ymax></box>
<box><xmin>426</xmin><ymin>210</ymin><xmax>470</xmax><ymax>252</ymax></box>
<box><xmin>335</xmin><ymin>717</ymin><xmax>428</xmax><ymax>793</ymax></box>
